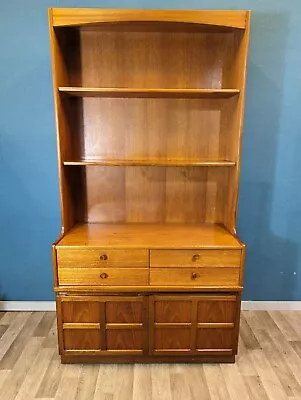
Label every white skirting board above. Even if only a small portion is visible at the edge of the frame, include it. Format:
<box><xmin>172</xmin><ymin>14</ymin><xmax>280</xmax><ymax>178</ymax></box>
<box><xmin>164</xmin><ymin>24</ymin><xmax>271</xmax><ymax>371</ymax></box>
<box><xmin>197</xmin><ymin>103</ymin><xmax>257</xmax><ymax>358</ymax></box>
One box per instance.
<box><xmin>0</xmin><ymin>301</ymin><xmax>301</xmax><ymax>311</ymax></box>
<box><xmin>0</xmin><ymin>301</ymin><xmax>56</xmax><ymax>311</ymax></box>
<box><xmin>241</xmin><ymin>301</ymin><xmax>301</xmax><ymax>311</ymax></box>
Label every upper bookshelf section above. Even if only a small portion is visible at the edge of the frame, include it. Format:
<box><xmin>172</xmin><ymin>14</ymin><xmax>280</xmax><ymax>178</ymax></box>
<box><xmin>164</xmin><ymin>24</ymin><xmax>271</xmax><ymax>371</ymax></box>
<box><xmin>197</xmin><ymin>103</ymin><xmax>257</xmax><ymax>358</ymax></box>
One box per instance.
<box><xmin>49</xmin><ymin>9</ymin><xmax>250</xmax><ymax>231</ymax></box>
<box><xmin>50</xmin><ymin>10</ymin><xmax>249</xmax><ymax>90</ymax></box>
<box><xmin>51</xmin><ymin>9</ymin><xmax>249</xmax><ymax>30</ymax></box>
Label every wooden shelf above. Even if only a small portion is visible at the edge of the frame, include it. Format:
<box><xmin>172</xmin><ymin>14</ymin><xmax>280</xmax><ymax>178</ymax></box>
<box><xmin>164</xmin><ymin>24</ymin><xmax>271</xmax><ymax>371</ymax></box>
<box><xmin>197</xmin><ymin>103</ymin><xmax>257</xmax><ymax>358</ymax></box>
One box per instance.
<box><xmin>57</xmin><ymin>223</ymin><xmax>242</xmax><ymax>248</ymax></box>
<box><xmin>63</xmin><ymin>159</ymin><xmax>236</xmax><ymax>167</ymax></box>
<box><xmin>59</xmin><ymin>87</ymin><xmax>240</xmax><ymax>99</ymax></box>
<box><xmin>52</xmin><ymin>9</ymin><xmax>248</xmax><ymax>30</ymax></box>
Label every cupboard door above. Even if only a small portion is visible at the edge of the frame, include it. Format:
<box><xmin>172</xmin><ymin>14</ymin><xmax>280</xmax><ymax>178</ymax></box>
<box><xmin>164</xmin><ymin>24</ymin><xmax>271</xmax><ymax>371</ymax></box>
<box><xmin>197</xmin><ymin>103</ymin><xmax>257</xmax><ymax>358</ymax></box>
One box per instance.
<box><xmin>59</xmin><ymin>296</ymin><xmax>148</xmax><ymax>355</ymax></box>
<box><xmin>149</xmin><ymin>294</ymin><xmax>238</xmax><ymax>355</ymax></box>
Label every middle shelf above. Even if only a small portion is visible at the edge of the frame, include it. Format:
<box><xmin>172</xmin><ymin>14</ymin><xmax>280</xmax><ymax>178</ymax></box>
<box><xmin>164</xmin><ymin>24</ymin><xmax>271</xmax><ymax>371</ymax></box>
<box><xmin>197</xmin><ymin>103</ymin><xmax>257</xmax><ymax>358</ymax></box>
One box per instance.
<box><xmin>63</xmin><ymin>159</ymin><xmax>236</xmax><ymax>167</ymax></box>
<box><xmin>58</xmin><ymin>87</ymin><xmax>240</xmax><ymax>99</ymax></box>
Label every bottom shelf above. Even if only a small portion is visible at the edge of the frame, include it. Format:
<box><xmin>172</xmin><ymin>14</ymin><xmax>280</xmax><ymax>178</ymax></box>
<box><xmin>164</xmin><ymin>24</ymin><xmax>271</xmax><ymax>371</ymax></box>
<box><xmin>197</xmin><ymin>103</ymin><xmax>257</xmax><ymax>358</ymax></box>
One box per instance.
<box><xmin>56</xmin><ymin>222</ymin><xmax>242</xmax><ymax>248</ymax></box>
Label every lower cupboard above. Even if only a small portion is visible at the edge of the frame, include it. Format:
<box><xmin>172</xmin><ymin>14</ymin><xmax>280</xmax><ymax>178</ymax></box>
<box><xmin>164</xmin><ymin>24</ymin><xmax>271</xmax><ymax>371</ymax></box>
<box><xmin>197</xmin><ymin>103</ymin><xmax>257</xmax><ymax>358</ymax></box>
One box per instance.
<box><xmin>56</xmin><ymin>293</ymin><xmax>241</xmax><ymax>363</ymax></box>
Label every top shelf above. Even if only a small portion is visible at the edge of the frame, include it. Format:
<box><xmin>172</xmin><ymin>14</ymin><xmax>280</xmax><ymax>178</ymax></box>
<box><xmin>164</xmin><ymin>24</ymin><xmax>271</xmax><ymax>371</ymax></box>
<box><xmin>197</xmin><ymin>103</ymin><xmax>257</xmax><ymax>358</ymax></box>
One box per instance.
<box><xmin>51</xmin><ymin>9</ymin><xmax>249</xmax><ymax>30</ymax></box>
<box><xmin>58</xmin><ymin>87</ymin><xmax>240</xmax><ymax>99</ymax></box>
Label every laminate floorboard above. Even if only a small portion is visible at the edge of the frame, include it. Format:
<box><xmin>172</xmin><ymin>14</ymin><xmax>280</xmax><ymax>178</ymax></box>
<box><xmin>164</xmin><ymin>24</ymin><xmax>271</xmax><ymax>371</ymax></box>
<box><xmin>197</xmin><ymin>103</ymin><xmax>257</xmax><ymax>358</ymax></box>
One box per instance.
<box><xmin>0</xmin><ymin>311</ymin><xmax>300</xmax><ymax>399</ymax></box>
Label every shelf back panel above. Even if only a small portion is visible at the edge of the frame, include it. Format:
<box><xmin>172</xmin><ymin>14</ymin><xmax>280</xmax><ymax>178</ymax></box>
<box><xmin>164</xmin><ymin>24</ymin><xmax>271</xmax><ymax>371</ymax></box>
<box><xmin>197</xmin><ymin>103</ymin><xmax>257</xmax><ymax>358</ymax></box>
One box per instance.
<box><xmin>70</xmin><ymin>166</ymin><xmax>230</xmax><ymax>224</ymax></box>
<box><xmin>63</xmin><ymin>97</ymin><xmax>239</xmax><ymax>162</ymax></box>
<box><xmin>60</xmin><ymin>29</ymin><xmax>239</xmax><ymax>89</ymax></box>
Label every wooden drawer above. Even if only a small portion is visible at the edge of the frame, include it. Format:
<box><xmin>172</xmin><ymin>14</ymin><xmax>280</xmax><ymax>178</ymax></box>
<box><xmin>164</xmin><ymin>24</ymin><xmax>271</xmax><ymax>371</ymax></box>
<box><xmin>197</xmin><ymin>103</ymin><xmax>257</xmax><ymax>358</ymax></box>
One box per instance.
<box><xmin>150</xmin><ymin>249</ymin><xmax>241</xmax><ymax>267</ymax></box>
<box><xmin>57</xmin><ymin>248</ymin><xmax>149</xmax><ymax>268</ymax></box>
<box><xmin>149</xmin><ymin>267</ymin><xmax>240</xmax><ymax>287</ymax></box>
<box><xmin>58</xmin><ymin>267</ymin><xmax>149</xmax><ymax>286</ymax></box>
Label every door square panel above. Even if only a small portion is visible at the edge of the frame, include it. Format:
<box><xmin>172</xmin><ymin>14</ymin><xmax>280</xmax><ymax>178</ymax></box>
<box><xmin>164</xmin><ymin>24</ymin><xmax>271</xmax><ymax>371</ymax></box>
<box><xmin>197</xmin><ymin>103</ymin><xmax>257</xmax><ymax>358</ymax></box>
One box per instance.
<box><xmin>197</xmin><ymin>300</ymin><xmax>236</xmax><ymax>323</ymax></box>
<box><xmin>154</xmin><ymin>301</ymin><xmax>192</xmax><ymax>323</ymax></box>
<box><xmin>196</xmin><ymin>328</ymin><xmax>233</xmax><ymax>349</ymax></box>
<box><xmin>64</xmin><ymin>329</ymin><xmax>101</xmax><ymax>350</ymax></box>
<box><xmin>105</xmin><ymin>301</ymin><xmax>143</xmax><ymax>323</ymax></box>
<box><xmin>106</xmin><ymin>329</ymin><xmax>143</xmax><ymax>350</ymax></box>
<box><xmin>62</xmin><ymin>301</ymin><xmax>101</xmax><ymax>323</ymax></box>
<box><xmin>154</xmin><ymin>328</ymin><xmax>191</xmax><ymax>350</ymax></box>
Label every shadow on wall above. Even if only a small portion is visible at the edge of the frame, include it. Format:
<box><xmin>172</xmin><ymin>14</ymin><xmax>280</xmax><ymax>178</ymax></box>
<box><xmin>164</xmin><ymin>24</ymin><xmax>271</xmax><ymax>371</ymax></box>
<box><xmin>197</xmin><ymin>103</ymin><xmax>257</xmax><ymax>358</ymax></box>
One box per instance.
<box><xmin>0</xmin><ymin>286</ymin><xmax>6</xmax><ymax>302</ymax></box>
<box><xmin>238</xmin><ymin>11</ymin><xmax>300</xmax><ymax>300</ymax></box>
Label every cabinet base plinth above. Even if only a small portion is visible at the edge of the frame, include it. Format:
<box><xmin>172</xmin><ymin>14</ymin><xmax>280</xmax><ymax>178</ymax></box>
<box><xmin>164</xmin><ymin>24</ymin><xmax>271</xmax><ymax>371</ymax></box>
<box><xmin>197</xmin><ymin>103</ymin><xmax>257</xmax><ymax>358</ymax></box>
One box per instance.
<box><xmin>61</xmin><ymin>354</ymin><xmax>235</xmax><ymax>364</ymax></box>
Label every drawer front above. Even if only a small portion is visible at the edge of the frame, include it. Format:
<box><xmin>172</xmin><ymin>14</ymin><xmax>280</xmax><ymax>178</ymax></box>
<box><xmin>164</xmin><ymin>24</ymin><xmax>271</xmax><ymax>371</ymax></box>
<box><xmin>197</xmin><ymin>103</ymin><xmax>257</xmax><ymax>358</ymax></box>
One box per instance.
<box><xmin>150</xmin><ymin>267</ymin><xmax>240</xmax><ymax>287</ymax></box>
<box><xmin>58</xmin><ymin>268</ymin><xmax>149</xmax><ymax>286</ymax></box>
<box><xmin>150</xmin><ymin>249</ymin><xmax>241</xmax><ymax>268</ymax></box>
<box><xmin>57</xmin><ymin>248</ymin><xmax>149</xmax><ymax>268</ymax></box>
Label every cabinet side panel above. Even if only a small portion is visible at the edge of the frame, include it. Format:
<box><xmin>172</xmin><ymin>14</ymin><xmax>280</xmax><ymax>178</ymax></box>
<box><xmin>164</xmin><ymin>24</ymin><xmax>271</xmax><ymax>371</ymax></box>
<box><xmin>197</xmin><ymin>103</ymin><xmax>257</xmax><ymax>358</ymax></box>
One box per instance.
<box><xmin>56</xmin><ymin>296</ymin><xmax>64</xmax><ymax>355</ymax></box>
<box><xmin>49</xmin><ymin>12</ymin><xmax>78</xmax><ymax>232</ymax></box>
<box><xmin>221</xmin><ymin>15</ymin><xmax>251</xmax><ymax>233</ymax></box>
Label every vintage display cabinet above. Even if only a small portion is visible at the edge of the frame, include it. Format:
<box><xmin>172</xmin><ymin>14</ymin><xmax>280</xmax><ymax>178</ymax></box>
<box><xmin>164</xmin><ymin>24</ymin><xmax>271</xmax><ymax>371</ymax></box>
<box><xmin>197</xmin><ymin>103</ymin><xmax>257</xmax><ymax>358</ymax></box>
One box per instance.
<box><xmin>49</xmin><ymin>8</ymin><xmax>250</xmax><ymax>363</ymax></box>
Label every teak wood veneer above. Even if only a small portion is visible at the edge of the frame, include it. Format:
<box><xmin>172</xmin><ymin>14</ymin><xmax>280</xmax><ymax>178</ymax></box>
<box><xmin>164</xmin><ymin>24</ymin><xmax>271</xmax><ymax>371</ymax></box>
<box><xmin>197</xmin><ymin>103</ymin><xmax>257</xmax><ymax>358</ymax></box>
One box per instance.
<box><xmin>49</xmin><ymin>8</ymin><xmax>250</xmax><ymax>363</ymax></box>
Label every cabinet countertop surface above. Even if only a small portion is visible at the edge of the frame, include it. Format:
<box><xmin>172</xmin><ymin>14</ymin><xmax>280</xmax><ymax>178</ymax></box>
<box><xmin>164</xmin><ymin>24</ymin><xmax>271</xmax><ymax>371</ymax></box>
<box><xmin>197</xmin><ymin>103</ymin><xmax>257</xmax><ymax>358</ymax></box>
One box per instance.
<box><xmin>56</xmin><ymin>223</ymin><xmax>243</xmax><ymax>248</ymax></box>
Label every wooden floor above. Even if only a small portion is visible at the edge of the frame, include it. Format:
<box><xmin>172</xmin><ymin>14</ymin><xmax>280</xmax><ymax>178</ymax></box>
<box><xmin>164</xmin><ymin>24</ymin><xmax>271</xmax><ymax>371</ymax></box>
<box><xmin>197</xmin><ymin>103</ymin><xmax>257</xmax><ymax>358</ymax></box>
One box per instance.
<box><xmin>0</xmin><ymin>311</ymin><xmax>301</xmax><ymax>399</ymax></box>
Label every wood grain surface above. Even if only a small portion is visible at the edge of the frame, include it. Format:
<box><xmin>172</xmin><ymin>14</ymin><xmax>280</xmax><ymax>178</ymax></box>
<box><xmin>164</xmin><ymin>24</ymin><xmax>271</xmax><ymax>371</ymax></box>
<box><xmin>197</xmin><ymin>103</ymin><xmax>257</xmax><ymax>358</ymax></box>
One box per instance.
<box><xmin>51</xmin><ymin>9</ymin><xmax>248</xmax><ymax>29</ymax></box>
<box><xmin>56</xmin><ymin>223</ymin><xmax>242</xmax><ymax>248</ymax></box>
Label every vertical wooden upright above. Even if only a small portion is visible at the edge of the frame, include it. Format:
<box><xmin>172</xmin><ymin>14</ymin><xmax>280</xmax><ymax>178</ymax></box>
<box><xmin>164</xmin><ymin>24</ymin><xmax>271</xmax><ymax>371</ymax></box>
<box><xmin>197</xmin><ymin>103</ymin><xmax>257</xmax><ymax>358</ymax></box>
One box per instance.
<box><xmin>49</xmin><ymin>8</ymin><xmax>250</xmax><ymax>363</ymax></box>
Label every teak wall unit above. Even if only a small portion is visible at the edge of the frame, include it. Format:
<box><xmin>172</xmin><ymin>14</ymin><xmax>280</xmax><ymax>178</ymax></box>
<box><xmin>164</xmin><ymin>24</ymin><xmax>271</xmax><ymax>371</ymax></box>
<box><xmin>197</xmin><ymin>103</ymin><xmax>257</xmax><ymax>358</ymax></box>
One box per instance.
<box><xmin>49</xmin><ymin>8</ymin><xmax>250</xmax><ymax>364</ymax></box>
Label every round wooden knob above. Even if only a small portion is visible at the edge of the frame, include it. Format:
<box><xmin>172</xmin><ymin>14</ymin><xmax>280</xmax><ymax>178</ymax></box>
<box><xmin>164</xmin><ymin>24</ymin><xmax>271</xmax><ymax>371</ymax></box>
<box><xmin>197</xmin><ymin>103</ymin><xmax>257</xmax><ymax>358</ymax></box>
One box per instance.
<box><xmin>99</xmin><ymin>254</ymin><xmax>108</xmax><ymax>261</ymax></box>
<box><xmin>192</xmin><ymin>254</ymin><xmax>200</xmax><ymax>262</ymax></box>
<box><xmin>100</xmin><ymin>272</ymin><xmax>108</xmax><ymax>279</ymax></box>
<box><xmin>191</xmin><ymin>272</ymin><xmax>200</xmax><ymax>280</ymax></box>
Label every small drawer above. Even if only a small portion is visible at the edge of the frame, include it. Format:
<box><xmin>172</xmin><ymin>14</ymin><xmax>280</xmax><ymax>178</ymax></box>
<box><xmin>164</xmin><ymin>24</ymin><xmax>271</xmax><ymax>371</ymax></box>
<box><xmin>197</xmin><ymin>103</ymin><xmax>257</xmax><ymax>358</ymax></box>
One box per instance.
<box><xmin>150</xmin><ymin>249</ymin><xmax>241</xmax><ymax>268</ymax></box>
<box><xmin>57</xmin><ymin>248</ymin><xmax>149</xmax><ymax>268</ymax></box>
<box><xmin>150</xmin><ymin>267</ymin><xmax>240</xmax><ymax>287</ymax></box>
<box><xmin>58</xmin><ymin>268</ymin><xmax>149</xmax><ymax>286</ymax></box>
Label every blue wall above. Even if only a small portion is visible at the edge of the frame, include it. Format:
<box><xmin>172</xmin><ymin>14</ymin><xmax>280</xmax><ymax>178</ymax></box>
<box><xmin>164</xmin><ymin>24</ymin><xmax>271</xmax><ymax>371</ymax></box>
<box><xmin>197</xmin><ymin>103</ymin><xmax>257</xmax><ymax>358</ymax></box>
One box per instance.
<box><xmin>1</xmin><ymin>0</ymin><xmax>300</xmax><ymax>301</ymax></box>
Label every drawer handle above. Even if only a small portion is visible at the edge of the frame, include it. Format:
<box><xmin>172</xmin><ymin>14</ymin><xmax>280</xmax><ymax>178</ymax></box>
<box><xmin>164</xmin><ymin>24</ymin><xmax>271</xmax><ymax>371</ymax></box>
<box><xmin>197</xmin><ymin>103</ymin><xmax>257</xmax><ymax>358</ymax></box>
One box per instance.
<box><xmin>191</xmin><ymin>272</ymin><xmax>200</xmax><ymax>280</ymax></box>
<box><xmin>192</xmin><ymin>254</ymin><xmax>200</xmax><ymax>262</ymax></box>
<box><xmin>100</xmin><ymin>273</ymin><xmax>108</xmax><ymax>279</ymax></box>
<box><xmin>99</xmin><ymin>254</ymin><xmax>108</xmax><ymax>261</ymax></box>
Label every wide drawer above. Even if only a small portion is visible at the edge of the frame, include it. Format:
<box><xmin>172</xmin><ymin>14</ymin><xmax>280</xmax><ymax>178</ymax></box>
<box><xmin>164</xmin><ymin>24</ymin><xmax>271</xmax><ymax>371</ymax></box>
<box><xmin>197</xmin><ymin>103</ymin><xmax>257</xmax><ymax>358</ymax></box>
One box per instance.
<box><xmin>57</xmin><ymin>248</ymin><xmax>149</xmax><ymax>268</ymax></box>
<box><xmin>149</xmin><ymin>267</ymin><xmax>240</xmax><ymax>287</ymax></box>
<box><xmin>58</xmin><ymin>268</ymin><xmax>149</xmax><ymax>286</ymax></box>
<box><xmin>150</xmin><ymin>249</ymin><xmax>241</xmax><ymax>268</ymax></box>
